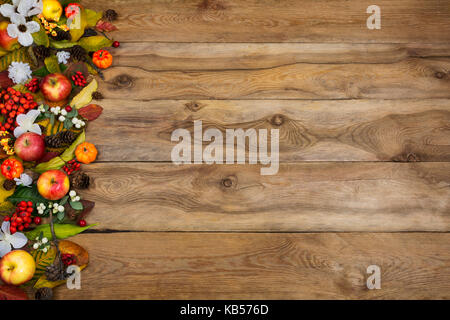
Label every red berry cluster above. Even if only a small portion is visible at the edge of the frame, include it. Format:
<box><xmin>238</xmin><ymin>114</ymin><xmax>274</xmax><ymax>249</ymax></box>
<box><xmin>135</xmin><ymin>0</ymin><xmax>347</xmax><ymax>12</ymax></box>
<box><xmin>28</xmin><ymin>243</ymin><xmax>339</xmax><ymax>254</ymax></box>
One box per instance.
<box><xmin>63</xmin><ymin>159</ymin><xmax>81</xmax><ymax>175</ymax></box>
<box><xmin>24</xmin><ymin>78</ymin><xmax>40</xmax><ymax>93</ymax></box>
<box><xmin>0</xmin><ymin>88</ymin><xmax>38</xmax><ymax>131</ymax></box>
<box><xmin>62</xmin><ymin>253</ymin><xmax>77</xmax><ymax>266</ymax></box>
<box><xmin>4</xmin><ymin>201</ymin><xmax>34</xmax><ymax>234</ymax></box>
<box><xmin>71</xmin><ymin>72</ymin><xmax>87</xmax><ymax>87</ymax></box>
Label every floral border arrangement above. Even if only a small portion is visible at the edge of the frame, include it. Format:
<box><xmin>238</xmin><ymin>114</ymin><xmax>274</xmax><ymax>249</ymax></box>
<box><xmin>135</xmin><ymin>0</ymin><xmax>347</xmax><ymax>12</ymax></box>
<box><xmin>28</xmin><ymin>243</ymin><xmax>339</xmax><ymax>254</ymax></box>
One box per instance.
<box><xmin>0</xmin><ymin>0</ymin><xmax>118</xmax><ymax>300</ymax></box>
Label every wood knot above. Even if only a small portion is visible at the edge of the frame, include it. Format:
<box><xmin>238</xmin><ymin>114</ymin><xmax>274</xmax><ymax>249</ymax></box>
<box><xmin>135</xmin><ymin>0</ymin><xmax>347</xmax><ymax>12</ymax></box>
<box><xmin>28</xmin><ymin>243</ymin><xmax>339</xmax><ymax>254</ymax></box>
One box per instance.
<box><xmin>198</xmin><ymin>0</ymin><xmax>226</xmax><ymax>10</ymax></box>
<box><xmin>113</xmin><ymin>74</ymin><xmax>134</xmax><ymax>88</ymax></box>
<box><xmin>406</xmin><ymin>153</ymin><xmax>420</xmax><ymax>162</ymax></box>
<box><xmin>221</xmin><ymin>176</ymin><xmax>237</xmax><ymax>188</ymax></box>
<box><xmin>270</xmin><ymin>114</ymin><xmax>285</xmax><ymax>126</ymax></box>
<box><xmin>185</xmin><ymin>101</ymin><xmax>203</xmax><ymax>112</ymax></box>
<box><xmin>435</xmin><ymin>71</ymin><xmax>446</xmax><ymax>79</ymax></box>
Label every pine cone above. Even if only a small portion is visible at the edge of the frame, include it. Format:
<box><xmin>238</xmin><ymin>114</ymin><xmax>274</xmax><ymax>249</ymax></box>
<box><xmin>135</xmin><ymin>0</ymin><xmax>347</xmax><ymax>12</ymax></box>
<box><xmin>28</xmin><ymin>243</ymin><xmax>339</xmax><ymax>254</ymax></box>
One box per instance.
<box><xmin>33</xmin><ymin>45</ymin><xmax>51</xmax><ymax>60</ymax></box>
<box><xmin>70</xmin><ymin>172</ymin><xmax>90</xmax><ymax>189</ymax></box>
<box><xmin>92</xmin><ymin>91</ymin><xmax>104</xmax><ymax>100</ymax></box>
<box><xmin>45</xmin><ymin>131</ymin><xmax>78</xmax><ymax>148</ymax></box>
<box><xmin>104</xmin><ymin>9</ymin><xmax>118</xmax><ymax>21</ymax></box>
<box><xmin>35</xmin><ymin>287</ymin><xmax>53</xmax><ymax>300</ymax></box>
<box><xmin>3</xmin><ymin>179</ymin><xmax>15</xmax><ymax>191</ymax></box>
<box><xmin>82</xmin><ymin>28</ymin><xmax>97</xmax><ymax>37</ymax></box>
<box><xmin>45</xmin><ymin>259</ymin><xmax>67</xmax><ymax>282</ymax></box>
<box><xmin>70</xmin><ymin>45</ymin><xmax>88</xmax><ymax>62</ymax></box>
<box><xmin>50</xmin><ymin>29</ymin><xmax>71</xmax><ymax>41</ymax></box>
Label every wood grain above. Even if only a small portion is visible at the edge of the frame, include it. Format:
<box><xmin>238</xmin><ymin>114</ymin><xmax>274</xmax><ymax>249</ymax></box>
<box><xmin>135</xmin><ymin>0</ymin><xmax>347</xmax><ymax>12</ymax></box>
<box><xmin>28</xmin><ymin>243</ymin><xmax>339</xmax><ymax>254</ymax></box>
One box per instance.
<box><xmin>113</xmin><ymin>43</ymin><xmax>450</xmax><ymax>70</ymax></box>
<box><xmin>83</xmin><ymin>0</ymin><xmax>450</xmax><ymax>43</ymax></box>
<box><xmin>54</xmin><ymin>232</ymin><xmax>450</xmax><ymax>299</ymax></box>
<box><xmin>100</xmin><ymin>58</ymin><xmax>450</xmax><ymax>100</ymax></box>
<box><xmin>88</xmin><ymin>99</ymin><xmax>450</xmax><ymax>162</ymax></box>
<box><xmin>79</xmin><ymin>162</ymin><xmax>450</xmax><ymax>232</ymax></box>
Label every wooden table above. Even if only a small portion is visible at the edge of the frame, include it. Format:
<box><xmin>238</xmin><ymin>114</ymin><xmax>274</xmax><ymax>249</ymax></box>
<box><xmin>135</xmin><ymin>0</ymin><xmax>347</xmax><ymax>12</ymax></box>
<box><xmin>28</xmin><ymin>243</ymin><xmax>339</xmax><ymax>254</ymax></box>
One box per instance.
<box><xmin>56</xmin><ymin>0</ymin><xmax>450</xmax><ymax>299</ymax></box>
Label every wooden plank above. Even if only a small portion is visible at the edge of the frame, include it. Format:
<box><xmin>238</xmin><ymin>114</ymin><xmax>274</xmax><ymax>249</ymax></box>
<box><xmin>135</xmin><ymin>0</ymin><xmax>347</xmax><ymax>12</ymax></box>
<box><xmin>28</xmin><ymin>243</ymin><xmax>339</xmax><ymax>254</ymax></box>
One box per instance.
<box><xmin>84</xmin><ymin>0</ymin><xmax>450</xmax><ymax>43</ymax></box>
<box><xmin>88</xmin><ymin>99</ymin><xmax>450</xmax><ymax>162</ymax></box>
<box><xmin>100</xmin><ymin>57</ymin><xmax>450</xmax><ymax>100</ymax></box>
<box><xmin>79</xmin><ymin>162</ymin><xmax>450</xmax><ymax>232</ymax></box>
<box><xmin>54</xmin><ymin>232</ymin><xmax>450</xmax><ymax>299</ymax></box>
<box><xmin>113</xmin><ymin>43</ymin><xmax>450</xmax><ymax>70</ymax></box>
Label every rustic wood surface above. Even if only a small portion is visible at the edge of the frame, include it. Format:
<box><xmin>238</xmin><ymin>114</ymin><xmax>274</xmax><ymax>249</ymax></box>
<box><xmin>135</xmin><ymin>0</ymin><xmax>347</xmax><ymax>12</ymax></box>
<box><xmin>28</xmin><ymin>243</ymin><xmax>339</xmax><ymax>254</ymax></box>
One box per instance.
<box><xmin>78</xmin><ymin>162</ymin><xmax>450</xmax><ymax>232</ymax></box>
<box><xmin>52</xmin><ymin>0</ymin><xmax>450</xmax><ymax>299</ymax></box>
<box><xmin>88</xmin><ymin>99</ymin><xmax>450</xmax><ymax>162</ymax></box>
<box><xmin>83</xmin><ymin>0</ymin><xmax>450</xmax><ymax>43</ymax></box>
<box><xmin>55</xmin><ymin>233</ymin><xmax>450</xmax><ymax>300</ymax></box>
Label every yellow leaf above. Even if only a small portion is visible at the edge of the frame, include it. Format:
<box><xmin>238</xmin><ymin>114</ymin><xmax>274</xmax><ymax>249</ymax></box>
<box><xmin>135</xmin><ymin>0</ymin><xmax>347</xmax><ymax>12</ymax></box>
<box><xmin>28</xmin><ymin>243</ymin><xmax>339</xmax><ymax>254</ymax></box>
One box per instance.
<box><xmin>0</xmin><ymin>175</ymin><xmax>14</xmax><ymax>215</ymax></box>
<box><xmin>70</xmin><ymin>79</ymin><xmax>97</xmax><ymax>109</ymax></box>
<box><xmin>34</xmin><ymin>265</ymin><xmax>86</xmax><ymax>289</ymax></box>
<box><xmin>69</xmin><ymin>8</ymin><xmax>87</xmax><ymax>42</ymax></box>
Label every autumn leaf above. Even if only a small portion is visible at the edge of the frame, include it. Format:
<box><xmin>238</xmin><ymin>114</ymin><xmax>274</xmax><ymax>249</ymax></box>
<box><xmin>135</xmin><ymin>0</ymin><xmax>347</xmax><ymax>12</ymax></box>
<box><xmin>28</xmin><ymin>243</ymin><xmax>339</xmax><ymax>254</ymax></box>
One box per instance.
<box><xmin>95</xmin><ymin>19</ymin><xmax>118</xmax><ymax>32</ymax></box>
<box><xmin>29</xmin><ymin>247</ymin><xmax>57</xmax><ymax>285</ymax></box>
<box><xmin>78</xmin><ymin>104</ymin><xmax>103</xmax><ymax>121</ymax></box>
<box><xmin>0</xmin><ymin>285</ymin><xmax>28</xmax><ymax>300</ymax></box>
<box><xmin>0</xmin><ymin>71</ymin><xmax>13</xmax><ymax>89</ymax></box>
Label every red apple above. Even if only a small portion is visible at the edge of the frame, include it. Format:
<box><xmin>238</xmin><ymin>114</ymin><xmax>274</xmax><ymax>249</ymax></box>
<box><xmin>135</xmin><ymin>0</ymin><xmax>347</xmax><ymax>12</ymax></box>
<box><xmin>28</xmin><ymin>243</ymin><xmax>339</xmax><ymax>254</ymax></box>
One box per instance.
<box><xmin>14</xmin><ymin>132</ymin><xmax>45</xmax><ymax>162</ymax></box>
<box><xmin>0</xmin><ymin>21</ymin><xmax>20</xmax><ymax>51</ymax></box>
<box><xmin>0</xmin><ymin>250</ymin><xmax>36</xmax><ymax>286</ymax></box>
<box><xmin>37</xmin><ymin>169</ymin><xmax>70</xmax><ymax>200</ymax></box>
<box><xmin>40</xmin><ymin>73</ymin><xmax>72</xmax><ymax>102</ymax></box>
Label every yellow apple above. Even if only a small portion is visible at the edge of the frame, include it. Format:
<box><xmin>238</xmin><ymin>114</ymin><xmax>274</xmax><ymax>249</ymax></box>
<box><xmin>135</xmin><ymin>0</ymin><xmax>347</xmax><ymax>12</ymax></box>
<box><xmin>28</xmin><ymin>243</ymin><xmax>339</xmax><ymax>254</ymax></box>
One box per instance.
<box><xmin>0</xmin><ymin>250</ymin><xmax>36</xmax><ymax>286</ymax></box>
<box><xmin>42</xmin><ymin>0</ymin><xmax>63</xmax><ymax>22</ymax></box>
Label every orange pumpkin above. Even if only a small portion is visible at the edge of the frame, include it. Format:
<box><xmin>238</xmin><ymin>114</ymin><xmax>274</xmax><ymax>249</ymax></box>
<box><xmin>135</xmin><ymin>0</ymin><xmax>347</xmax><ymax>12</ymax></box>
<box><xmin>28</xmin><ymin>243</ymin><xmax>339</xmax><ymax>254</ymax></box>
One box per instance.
<box><xmin>92</xmin><ymin>49</ymin><xmax>113</xmax><ymax>69</ymax></box>
<box><xmin>75</xmin><ymin>142</ymin><xmax>97</xmax><ymax>164</ymax></box>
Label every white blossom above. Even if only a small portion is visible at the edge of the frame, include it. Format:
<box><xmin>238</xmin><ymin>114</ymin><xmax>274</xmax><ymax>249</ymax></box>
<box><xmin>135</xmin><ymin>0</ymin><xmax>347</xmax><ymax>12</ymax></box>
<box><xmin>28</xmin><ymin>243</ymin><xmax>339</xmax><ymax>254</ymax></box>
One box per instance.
<box><xmin>14</xmin><ymin>173</ymin><xmax>33</xmax><ymax>187</ymax></box>
<box><xmin>13</xmin><ymin>109</ymin><xmax>42</xmax><ymax>138</ymax></box>
<box><xmin>0</xmin><ymin>0</ymin><xmax>43</xmax><ymax>19</ymax></box>
<box><xmin>0</xmin><ymin>221</ymin><xmax>28</xmax><ymax>257</ymax></box>
<box><xmin>56</xmin><ymin>51</ymin><xmax>70</xmax><ymax>64</ymax></box>
<box><xmin>8</xmin><ymin>61</ymin><xmax>32</xmax><ymax>84</ymax></box>
<box><xmin>7</xmin><ymin>14</ymin><xmax>40</xmax><ymax>47</ymax></box>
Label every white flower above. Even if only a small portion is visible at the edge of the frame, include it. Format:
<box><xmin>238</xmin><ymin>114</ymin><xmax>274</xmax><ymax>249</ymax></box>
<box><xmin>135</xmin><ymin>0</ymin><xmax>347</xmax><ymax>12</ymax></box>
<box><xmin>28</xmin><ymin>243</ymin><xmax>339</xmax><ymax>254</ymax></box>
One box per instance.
<box><xmin>53</xmin><ymin>203</ymin><xmax>58</xmax><ymax>208</ymax></box>
<box><xmin>14</xmin><ymin>173</ymin><xmax>33</xmax><ymax>187</ymax></box>
<box><xmin>0</xmin><ymin>221</ymin><xmax>28</xmax><ymax>257</ymax></box>
<box><xmin>74</xmin><ymin>196</ymin><xmax>80</xmax><ymax>202</ymax></box>
<box><xmin>7</xmin><ymin>14</ymin><xmax>40</xmax><ymax>47</ymax></box>
<box><xmin>13</xmin><ymin>109</ymin><xmax>42</xmax><ymax>138</ymax></box>
<box><xmin>75</xmin><ymin>123</ymin><xmax>81</xmax><ymax>129</ymax></box>
<box><xmin>60</xmin><ymin>109</ymin><xmax>67</xmax><ymax>116</ymax></box>
<box><xmin>69</xmin><ymin>190</ymin><xmax>76</xmax><ymax>197</ymax></box>
<box><xmin>71</xmin><ymin>118</ymin><xmax>78</xmax><ymax>124</ymax></box>
<box><xmin>38</xmin><ymin>104</ymin><xmax>45</xmax><ymax>112</ymax></box>
<box><xmin>58</xmin><ymin>115</ymin><xmax>65</xmax><ymax>122</ymax></box>
<box><xmin>0</xmin><ymin>0</ymin><xmax>43</xmax><ymax>19</ymax></box>
<box><xmin>42</xmin><ymin>237</ymin><xmax>48</xmax><ymax>244</ymax></box>
<box><xmin>42</xmin><ymin>247</ymin><xmax>47</xmax><ymax>253</ymax></box>
<box><xmin>8</xmin><ymin>61</ymin><xmax>32</xmax><ymax>84</ymax></box>
<box><xmin>56</xmin><ymin>51</ymin><xmax>70</xmax><ymax>64</ymax></box>
<box><xmin>58</xmin><ymin>205</ymin><xmax>64</xmax><ymax>212</ymax></box>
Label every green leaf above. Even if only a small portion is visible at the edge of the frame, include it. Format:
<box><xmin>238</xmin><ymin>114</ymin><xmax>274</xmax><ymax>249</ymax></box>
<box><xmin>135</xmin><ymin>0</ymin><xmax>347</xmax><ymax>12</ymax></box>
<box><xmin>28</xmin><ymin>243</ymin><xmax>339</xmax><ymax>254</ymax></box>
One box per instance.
<box><xmin>49</xmin><ymin>113</ymin><xmax>55</xmax><ymax>126</ymax></box>
<box><xmin>33</xmin><ymin>131</ymin><xmax>85</xmax><ymax>173</ymax></box>
<box><xmin>49</xmin><ymin>40</ymin><xmax>77</xmax><ymax>49</ymax></box>
<box><xmin>31</xmin><ymin>17</ymin><xmax>49</xmax><ymax>47</ymax></box>
<box><xmin>77</xmin><ymin>35</ymin><xmax>113</xmax><ymax>52</ymax></box>
<box><xmin>63</xmin><ymin>118</ymin><xmax>73</xmax><ymax>129</ymax></box>
<box><xmin>69</xmin><ymin>200</ymin><xmax>83</xmax><ymax>210</ymax></box>
<box><xmin>25</xmin><ymin>223</ymin><xmax>97</xmax><ymax>240</ymax></box>
<box><xmin>28</xmin><ymin>247</ymin><xmax>57</xmax><ymax>286</ymax></box>
<box><xmin>60</xmin><ymin>130</ymin><xmax>85</xmax><ymax>162</ymax></box>
<box><xmin>33</xmin><ymin>156</ymin><xmax>65</xmax><ymax>173</ymax></box>
<box><xmin>60</xmin><ymin>195</ymin><xmax>69</xmax><ymax>205</ymax></box>
<box><xmin>32</xmin><ymin>66</ymin><xmax>50</xmax><ymax>77</ymax></box>
<box><xmin>44</xmin><ymin>55</ymin><xmax>61</xmax><ymax>74</ymax></box>
<box><xmin>57</xmin><ymin>211</ymin><xmax>65</xmax><ymax>221</ymax></box>
<box><xmin>85</xmin><ymin>9</ymin><xmax>103</xmax><ymax>27</ymax></box>
<box><xmin>6</xmin><ymin>185</ymin><xmax>46</xmax><ymax>206</ymax></box>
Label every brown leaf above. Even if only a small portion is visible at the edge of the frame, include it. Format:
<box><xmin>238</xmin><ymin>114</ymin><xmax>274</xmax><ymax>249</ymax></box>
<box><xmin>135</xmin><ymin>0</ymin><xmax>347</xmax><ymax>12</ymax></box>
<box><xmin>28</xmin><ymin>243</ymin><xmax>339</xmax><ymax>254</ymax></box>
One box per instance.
<box><xmin>0</xmin><ymin>71</ymin><xmax>14</xmax><ymax>89</ymax></box>
<box><xmin>78</xmin><ymin>104</ymin><xmax>103</xmax><ymax>121</ymax></box>
<box><xmin>78</xmin><ymin>200</ymin><xmax>95</xmax><ymax>221</ymax></box>
<box><xmin>0</xmin><ymin>285</ymin><xmax>28</xmax><ymax>300</ymax></box>
<box><xmin>95</xmin><ymin>19</ymin><xmax>118</xmax><ymax>32</ymax></box>
<box><xmin>59</xmin><ymin>240</ymin><xmax>89</xmax><ymax>266</ymax></box>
